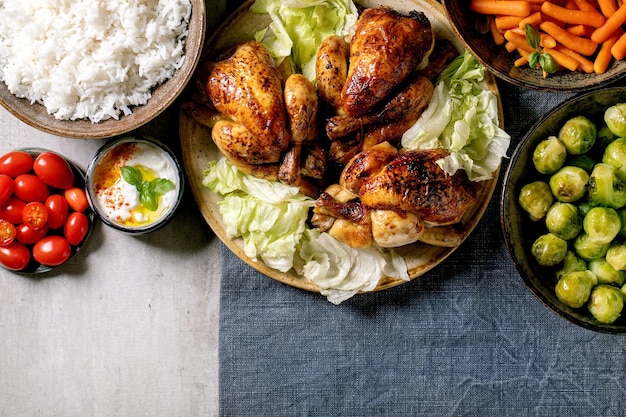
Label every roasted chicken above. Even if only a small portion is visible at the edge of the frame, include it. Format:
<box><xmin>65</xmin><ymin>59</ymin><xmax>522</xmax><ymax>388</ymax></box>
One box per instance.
<box><xmin>201</xmin><ymin>41</ymin><xmax>290</xmax><ymax>165</ymax></box>
<box><xmin>341</xmin><ymin>7</ymin><xmax>434</xmax><ymax>117</ymax></box>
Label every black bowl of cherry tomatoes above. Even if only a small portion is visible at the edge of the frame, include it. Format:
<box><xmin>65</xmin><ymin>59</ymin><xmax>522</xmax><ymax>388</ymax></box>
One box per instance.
<box><xmin>0</xmin><ymin>148</ymin><xmax>93</xmax><ymax>273</ymax></box>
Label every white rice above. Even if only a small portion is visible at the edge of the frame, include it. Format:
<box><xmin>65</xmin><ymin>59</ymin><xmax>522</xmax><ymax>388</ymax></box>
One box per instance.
<box><xmin>0</xmin><ymin>0</ymin><xmax>192</xmax><ymax>122</ymax></box>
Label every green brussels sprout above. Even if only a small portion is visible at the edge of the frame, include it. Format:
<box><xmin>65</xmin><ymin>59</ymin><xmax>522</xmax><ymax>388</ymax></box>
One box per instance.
<box><xmin>578</xmin><ymin>201</ymin><xmax>592</xmax><ymax>218</ymax></box>
<box><xmin>556</xmin><ymin>250</ymin><xmax>587</xmax><ymax>280</ymax></box>
<box><xmin>588</xmin><ymin>163</ymin><xmax>626</xmax><ymax>209</ymax></box>
<box><xmin>531</xmin><ymin>233</ymin><xmax>568</xmax><ymax>266</ymax></box>
<box><xmin>597</xmin><ymin>125</ymin><xmax>617</xmax><ymax>149</ymax></box>
<box><xmin>583</xmin><ymin>207</ymin><xmax>622</xmax><ymax>244</ymax></box>
<box><xmin>567</xmin><ymin>154</ymin><xmax>595</xmax><ymax>173</ymax></box>
<box><xmin>519</xmin><ymin>181</ymin><xmax>554</xmax><ymax>221</ymax></box>
<box><xmin>606</xmin><ymin>241</ymin><xmax>626</xmax><ymax>271</ymax></box>
<box><xmin>555</xmin><ymin>270</ymin><xmax>597</xmax><ymax>308</ymax></box>
<box><xmin>533</xmin><ymin>136</ymin><xmax>567</xmax><ymax>174</ymax></box>
<box><xmin>549</xmin><ymin>166</ymin><xmax>589</xmax><ymax>203</ymax></box>
<box><xmin>558</xmin><ymin>115</ymin><xmax>597</xmax><ymax>155</ymax></box>
<box><xmin>589</xmin><ymin>258</ymin><xmax>626</xmax><ymax>286</ymax></box>
<box><xmin>588</xmin><ymin>285</ymin><xmax>624</xmax><ymax>324</ymax></box>
<box><xmin>604</xmin><ymin>103</ymin><xmax>626</xmax><ymax>137</ymax></box>
<box><xmin>573</xmin><ymin>233</ymin><xmax>610</xmax><ymax>260</ymax></box>
<box><xmin>545</xmin><ymin>202</ymin><xmax>582</xmax><ymax>240</ymax></box>
<box><xmin>602</xmin><ymin>137</ymin><xmax>626</xmax><ymax>179</ymax></box>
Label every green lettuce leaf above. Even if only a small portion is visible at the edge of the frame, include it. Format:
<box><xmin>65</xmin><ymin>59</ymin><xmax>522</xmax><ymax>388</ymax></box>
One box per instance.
<box><xmin>401</xmin><ymin>51</ymin><xmax>510</xmax><ymax>181</ymax></box>
<box><xmin>250</xmin><ymin>0</ymin><xmax>358</xmax><ymax>81</ymax></box>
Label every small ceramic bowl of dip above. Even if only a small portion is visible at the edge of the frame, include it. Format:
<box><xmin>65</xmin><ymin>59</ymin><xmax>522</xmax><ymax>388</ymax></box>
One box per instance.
<box><xmin>85</xmin><ymin>136</ymin><xmax>184</xmax><ymax>234</ymax></box>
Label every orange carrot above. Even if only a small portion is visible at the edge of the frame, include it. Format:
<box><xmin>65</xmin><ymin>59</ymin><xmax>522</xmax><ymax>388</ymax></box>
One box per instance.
<box><xmin>469</xmin><ymin>0</ymin><xmax>532</xmax><ymax>17</ymax></box>
<box><xmin>540</xmin><ymin>20</ymin><xmax>599</xmax><ymax>55</ymax></box>
<box><xmin>595</xmin><ymin>29</ymin><xmax>623</xmax><ymax>72</ymax></box>
<box><xmin>598</xmin><ymin>0</ymin><xmax>619</xmax><ymax>16</ymax></box>
<box><xmin>496</xmin><ymin>15</ymin><xmax>525</xmax><ymax>31</ymax></box>
<box><xmin>518</xmin><ymin>11</ymin><xmax>543</xmax><ymax>29</ymax></box>
<box><xmin>543</xmin><ymin>47</ymin><xmax>581</xmax><ymax>71</ymax></box>
<box><xmin>489</xmin><ymin>17</ymin><xmax>506</xmax><ymax>46</ymax></box>
<box><xmin>504</xmin><ymin>29</ymin><xmax>536</xmax><ymax>52</ymax></box>
<box><xmin>591</xmin><ymin>3</ymin><xmax>626</xmax><ymax>43</ymax></box>
<box><xmin>572</xmin><ymin>0</ymin><xmax>600</xmax><ymax>12</ymax></box>
<box><xmin>610</xmin><ymin>30</ymin><xmax>626</xmax><ymax>59</ymax></box>
<box><xmin>554</xmin><ymin>45</ymin><xmax>595</xmax><ymax>72</ymax></box>
<box><xmin>505</xmin><ymin>41</ymin><xmax>518</xmax><ymax>53</ymax></box>
<box><xmin>510</xmin><ymin>27</ymin><xmax>558</xmax><ymax>48</ymax></box>
<box><xmin>541</xmin><ymin>1</ymin><xmax>605</xmax><ymax>27</ymax></box>
<box><xmin>565</xmin><ymin>24</ymin><xmax>593</xmax><ymax>37</ymax></box>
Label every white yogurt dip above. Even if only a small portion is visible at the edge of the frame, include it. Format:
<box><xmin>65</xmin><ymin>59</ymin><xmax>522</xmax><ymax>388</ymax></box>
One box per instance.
<box><xmin>90</xmin><ymin>139</ymin><xmax>180</xmax><ymax>229</ymax></box>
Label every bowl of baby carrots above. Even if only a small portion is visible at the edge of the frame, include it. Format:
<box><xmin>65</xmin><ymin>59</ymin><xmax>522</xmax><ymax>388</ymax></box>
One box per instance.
<box><xmin>442</xmin><ymin>0</ymin><xmax>626</xmax><ymax>92</ymax></box>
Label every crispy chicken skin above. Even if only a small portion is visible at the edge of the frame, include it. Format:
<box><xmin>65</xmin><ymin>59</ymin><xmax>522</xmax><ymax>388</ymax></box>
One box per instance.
<box><xmin>360</xmin><ymin>149</ymin><xmax>482</xmax><ymax>225</ymax></box>
<box><xmin>203</xmin><ymin>41</ymin><xmax>290</xmax><ymax>163</ymax></box>
<box><xmin>315</xmin><ymin>35</ymin><xmax>350</xmax><ymax>115</ymax></box>
<box><xmin>341</xmin><ymin>7</ymin><xmax>433</xmax><ymax>117</ymax></box>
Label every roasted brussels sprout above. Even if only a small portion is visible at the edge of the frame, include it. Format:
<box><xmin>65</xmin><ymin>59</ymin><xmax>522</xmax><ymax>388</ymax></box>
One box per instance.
<box><xmin>578</xmin><ymin>201</ymin><xmax>592</xmax><ymax>218</ymax></box>
<box><xmin>533</xmin><ymin>136</ymin><xmax>567</xmax><ymax>174</ymax></box>
<box><xmin>606</xmin><ymin>241</ymin><xmax>626</xmax><ymax>271</ymax></box>
<box><xmin>549</xmin><ymin>166</ymin><xmax>589</xmax><ymax>203</ymax></box>
<box><xmin>567</xmin><ymin>154</ymin><xmax>595</xmax><ymax>173</ymax></box>
<box><xmin>573</xmin><ymin>233</ymin><xmax>610</xmax><ymax>260</ymax></box>
<box><xmin>583</xmin><ymin>207</ymin><xmax>622</xmax><ymax>244</ymax></box>
<box><xmin>555</xmin><ymin>270</ymin><xmax>597</xmax><ymax>308</ymax></box>
<box><xmin>545</xmin><ymin>202</ymin><xmax>582</xmax><ymax>240</ymax></box>
<box><xmin>588</xmin><ymin>284</ymin><xmax>624</xmax><ymax>324</ymax></box>
<box><xmin>558</xmin><ymin>115</ymin><xmax>597</xmax><ymax>155</ymax></box>
<box><xmin>531</xmin><ymin>233</ymin><xmax>568</xmax><ymax>266</ymax></box>
<box><xmin>604</xmin><ymin>103</ymin><xmax>626</xmax><ymax>138</ymax></box>
<box><xmin>619</xmin><ymin>208</ymin><xmax>626</xmax><ymax>238</ymax></box>
<box><xmin>589</xmin><ymin>258</ymin><xmax>625</xmax><ymax>286</ymax></box>
<box><xmin>519</xmin><ymin>181</ymin><xmax>554</xmax><ymax>221</ymax></box>
<box><xmin>556</xmin><ymin>250</ymin><xmax>587</xmax><ymax>280</ymax></box>
<box><xmin>588</xmin><ymin>163</ymin><xmax>626</xmax><ymax>209</ymax></box>
<box><xmin>602</xmin><ymin>137</ymin><xmax>626</xmax><ymax>179</ymax></box>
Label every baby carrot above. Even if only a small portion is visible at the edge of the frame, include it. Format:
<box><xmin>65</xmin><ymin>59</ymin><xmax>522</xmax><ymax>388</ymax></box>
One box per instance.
<box><xmin>510</xmin><ymin>27</ymin><xmax>558</xmax><ymax>48</ymax></box>
<box><xmin>518</xmin><ymin>11</ymin><xmax>543</xmax><ymax>30</ymax></box>
<box><xmin>566</xmin><ymin>25</ymin><xmax>593</xmax><ymax>37</ymax></box>
<box><xmin>489</xmin><ymin>17</ymin><xmax>506</xmax><ymax>46</ymax></box>
<box><xmin>595</xmin><ymin>29</ymin><xmax>623</xmax><ymax>72</ymax></box>
<box><xmin>541</xmin><ymin>1</ymin><xmax>605</xmax><ymax>27</ymax></box>
<box><xmin>591</xmin><ymin>3</ymin><xmax>626</xmax><ymax>44</ymax></box>
<box><xmin>540</xmin><ymin>20</ymin><xmax>599</xmax><ymax>56</ymax></box>
<box><xmin>543</xmin><ymin>47</ymin><xmax>581</xmax><ymax>71</ymax></box>
<box><xmin>610</xmin><ymin>30</ymin><xmax>626</xmax><ymax>59</ymax></box>
<box><xmin>598</xmin><ymin>0</ymin><xmax>619</xmax><ymax>17</ymax></box>
<box><xmin>469</xmin><ymin>0</ymin><xmax>532</xmax><ymax>17</ymax></box>
<box><xmin>554</xmin><ymin>45</ymin><xmax>595</xmax><ymax>73</ymax></box>
<box><xmin>496</xmin><ymin>15</ymin><xmax>525</xmax><ymax>32</ymax></box>
<box><xmin>505</xmin><ymin>41</ymin><xmax>518</xmax><ymax>53</ymax></box>
<box><xmin>504</xmin><ymin>29</ymin><xmax>536</xmax><ymax>52</ymax></box>
<box><xmin>572</xmin><ymin>0</ymin><xmax>600</xmax><ymax>13</ymax></box>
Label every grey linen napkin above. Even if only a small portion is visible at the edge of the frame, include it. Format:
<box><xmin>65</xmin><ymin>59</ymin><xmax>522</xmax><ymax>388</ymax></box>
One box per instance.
<box><xmin>218</xmin><ymin>81</ymin><xmax>625</xmax><ymax>417</ymax></box>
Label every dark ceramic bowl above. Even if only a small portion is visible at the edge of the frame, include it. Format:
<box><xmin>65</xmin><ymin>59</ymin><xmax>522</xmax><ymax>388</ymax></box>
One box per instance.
<box><xmin>442</xmin><ymin>0</ymin><xmax>626</xmax><ymax>92</ymax></box>
<box><xmin>85</xmin><ymin>136</ymin><xmax>184</xmax><ymax>235</ymax></box>
<box><xmin>501</xmin><ymin>87</ymin><xmax>626</xmax><ymax>333</ymax></box>
<box><xmin>0</xmin><ymin>148</ymin><xmax>95</xmax><ymax>274</ymax></box>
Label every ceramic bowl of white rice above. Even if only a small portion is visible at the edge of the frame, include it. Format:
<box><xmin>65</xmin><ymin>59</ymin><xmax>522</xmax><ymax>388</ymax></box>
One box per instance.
<box><xmin>0</xmin><ymin>0</ymin><xmax>205</xmax><ymax>139</ymax></box>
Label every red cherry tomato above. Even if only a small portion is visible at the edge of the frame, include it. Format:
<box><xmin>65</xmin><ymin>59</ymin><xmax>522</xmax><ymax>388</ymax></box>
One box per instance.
<box><xmin>0</xmin><ymin>197</ymin><xmax>26</xmax><ymax>224</ymax></box>
<box><xmin>64</xmin><ymin>211</ymin><xmax>89</xmax><ymax>246</ymax></box>
<box><xmin>33</xmin><ymin>152</ymin><xmax>75</xmax><ymax>189</ymax></box>
<box><xmin>0</xmin><ymin>241</ymin><xmax>31</xmax><ymax>271</ymax></box>
<box><xmin>16</xmin><ymin>223</ymin><xmax>49</xmax><ymax>245</ymax></box>
<box><xmin>22</xmin><ymin>202</ymin><xmax>48</xmax><ymax>230</ymax></box>
<box><xmin>0</xmin><ymin>151</ymin><xmax>34</xmax><ymax>178</ymax></box>
<box><xmin>64</xmin><ymin>187</ymin><xmax>89</xmax><ymax>212</ymax></box>
<box><xmin>32</xmin><ymin>235</ymin><xmax>71</xmax><ymax>266</ymax></box>
<box><xmin>0</xmin><ymin>219</ymin><xmax>16</xmax><ymax>246</ymax></box>
<box><xmin>13</xmin><ymin>174</ymin><xmax>50</xmax><ymax>203</ymax></box>
<box><xmin>44</xmin><ymin>194</ymin><xmax>69</xmax><ymax>229</ymax></box>
<box><xmin>0</xmin><ymin>174</ymin><xmax>13</xmax><ymax>206</ymax></box>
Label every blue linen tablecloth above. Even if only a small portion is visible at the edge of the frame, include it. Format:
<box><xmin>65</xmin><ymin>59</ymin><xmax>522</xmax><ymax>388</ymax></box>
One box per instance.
<box><xmin>218</xmin><ymin>80</ymin><xmax>626</xmax><ymax>416</ymax></box>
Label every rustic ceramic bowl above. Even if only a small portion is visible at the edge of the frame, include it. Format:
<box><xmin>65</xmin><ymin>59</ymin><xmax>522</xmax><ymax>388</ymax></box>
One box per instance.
<box><xmin>442</xmin><ymin>0</ymin><xmax>626</xmax><ymax>92</ymax></box>
<box><xmin>0</xmin><ymin>0</ymin><xmax>205</xmax><ymax>139</ymax></box>
<box><xmin>501</xmin><ymin>87</ymin><xmax>626</xmax><ymax>333</ymax></box>
<box><xmin>0</xmin><ymin>148</ymin><xmax>95</xmax><ymax>274</ymax></box>
<box><xmin>85</xmin><ymin>136</ymin><xmax>184</xmax><ymax>235</ymax></box>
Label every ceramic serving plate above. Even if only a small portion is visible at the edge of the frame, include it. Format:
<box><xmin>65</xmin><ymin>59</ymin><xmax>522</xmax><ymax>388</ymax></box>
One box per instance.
<box><xmin>179</xmin><ymin>0</ymin><xmax>502</xmax><ymax>293</ymax></box>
